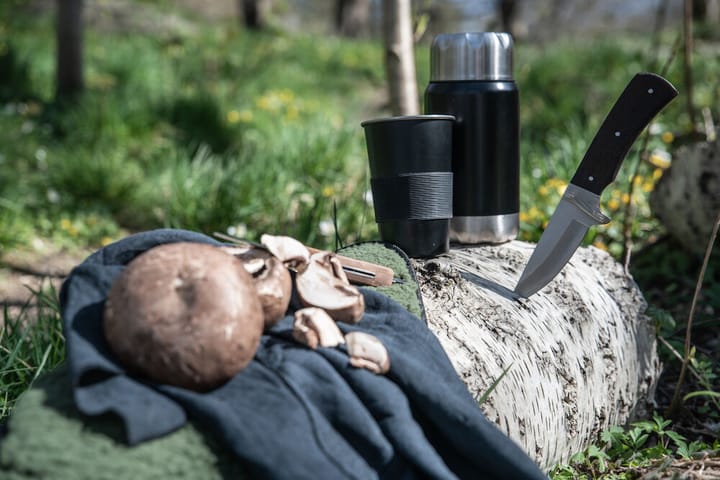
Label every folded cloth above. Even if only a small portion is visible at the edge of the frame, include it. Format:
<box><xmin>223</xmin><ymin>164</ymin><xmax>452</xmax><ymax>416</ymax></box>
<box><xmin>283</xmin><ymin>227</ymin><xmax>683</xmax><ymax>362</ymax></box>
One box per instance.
<box><xmin>60</xmin><ymin>229</ymin><xmax>546</xmax><ymax>480</ymax></box>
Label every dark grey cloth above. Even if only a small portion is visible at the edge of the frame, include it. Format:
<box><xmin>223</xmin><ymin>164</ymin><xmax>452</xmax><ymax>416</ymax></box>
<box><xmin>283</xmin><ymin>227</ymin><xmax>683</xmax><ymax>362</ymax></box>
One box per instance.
<box><xmin>60</xmin><ymin>229</ymin><xmax>547</xmax><ymax>480</ymax></box>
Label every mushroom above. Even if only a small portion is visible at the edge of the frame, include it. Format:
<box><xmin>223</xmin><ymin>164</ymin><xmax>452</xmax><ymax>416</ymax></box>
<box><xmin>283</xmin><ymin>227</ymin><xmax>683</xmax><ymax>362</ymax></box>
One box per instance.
<box><xmin>103</xmin><ymin>242</ymin><xmax>264</xmax><ymax>392</ymax></box>
<box><xmin>260</xmin><ymin>234</ymin><xmax>310</xmax><ymax>270</ymax></box>
<box><xmin>345</xmin><ymin>332</ymin><xmax>390</xmax><ymax>375</ymax></box>
<box><xmin>251</xmin><ymin>254</ymin><xmax>292</xmax><ymax>329</ymax></box>
<box><xmin>292</xmin><ymin>307</ymin><xmax>346</xmax><ymax>349</ymax></box>
<box><xmin>219</xmin><ymin>245</ymin><xmax>292</xmax><ymax>329</ymax></box>
<box><xmin>295</xmin><ymin>251</ymin><xmax>365</xmax><ymax>324</ymax></box>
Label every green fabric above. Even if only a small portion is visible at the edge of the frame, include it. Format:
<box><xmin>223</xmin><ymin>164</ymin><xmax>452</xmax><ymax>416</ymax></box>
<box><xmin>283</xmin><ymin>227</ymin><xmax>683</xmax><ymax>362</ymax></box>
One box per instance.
<box><xmin>338</xmin><ymin>242</ymin><xmax>424</xmax><ymax>320</ymax></box>
<box><xmin>0</xmin><ymin>364</ymin><xmax>246</xmax><ymax>480</ymax></box>
<box><xmin>0</xmin><ymin>242</ymin><xmax>421</xmax><ymax>480</ymax></box>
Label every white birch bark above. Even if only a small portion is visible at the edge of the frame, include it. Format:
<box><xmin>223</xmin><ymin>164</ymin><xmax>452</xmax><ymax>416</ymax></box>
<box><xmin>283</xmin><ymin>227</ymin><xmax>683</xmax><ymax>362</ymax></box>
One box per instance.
<box><xmin>381</xmin><ymin>0</ymin><xmax>419</xmax><ymax>116</ymax></box>
<box><xmin>650</xmin><ymin>135</ymin><xmax>720</xmax><ymax>254</ymax></box>
<box><xmin>413</xmin><ymin>241</ymin><xmax>660</xmax><ymax>470</ymax></box>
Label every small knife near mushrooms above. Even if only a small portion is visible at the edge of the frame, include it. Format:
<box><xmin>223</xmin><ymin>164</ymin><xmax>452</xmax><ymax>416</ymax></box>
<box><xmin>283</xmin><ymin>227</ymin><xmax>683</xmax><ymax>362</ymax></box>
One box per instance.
<box><xmin>295</xmin><ymin>251</ymin><xmax>365</xmax><ymax>324</ymax></box>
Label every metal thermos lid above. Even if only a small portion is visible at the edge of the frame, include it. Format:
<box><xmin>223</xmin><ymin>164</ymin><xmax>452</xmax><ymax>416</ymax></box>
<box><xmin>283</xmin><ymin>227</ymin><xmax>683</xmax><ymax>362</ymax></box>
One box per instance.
<box><xmin>430</xmin><ymin>32</ymin><xmax>514</xmax><ymax>81</ymax></box>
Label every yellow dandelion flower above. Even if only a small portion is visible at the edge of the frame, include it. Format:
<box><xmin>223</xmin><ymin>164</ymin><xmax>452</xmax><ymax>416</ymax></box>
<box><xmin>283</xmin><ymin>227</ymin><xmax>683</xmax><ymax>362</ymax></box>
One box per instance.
<box><xmin>286</xmin><ymin>105</ymin><xmax>300</xmax><ymax>121</ymax></box>
<box><xmin>278</xmin><ymin>89</ymin><xmax>295</xmax><ymax>104</ymax></box>
<box><xmin>321</xmin><ymin>185</ymin><xmax>335</xmax><ymax>198</ymax></box>
<box><xmin>238</xmin><ymin>110</ymin><xmax>253</xmax><ymax>122</ymax></box>
<box><xmin>593</xmin><ymin>240</ymin><xmax>608</xmax><ymax>251</ymax></box>
<box><xmin>607</xmin><ymin>198</ymin><xmax>620</xmax><ymax>211</ymax></box>
<box><xmin>621</xmin><ymin>192</ymin><xmax>631</xmax><ymax>204</ymax></box>
<box><xmin>100</xmin><ymin>236</ymin><xmax>114</xmax><ymax>247</ymax></box>
<box><xmin>641</xmin><ymin>180</ymin><xmax>654</xmax><ymax>193</ymax></box>
<box><xmin>538</xmin><ymin>185</ymin><xmax>550</xmax><ymax>197</ymax></box>
<box><xmin>256</xmin><ymin>95</ymin><xmax>273</xmax><ymax>111</ymax></box>
<box><xmin>633</xmin><ymin>176</ymin><xmax>643</xmax><ymax>186</ymax></box>
<box><xmin>648</xmin><ymin>150</ymin><xmax>671</xmax><ymax>169</ymax></box>
<box><xmin>661</xmin><ymin>131</ymin><xmax>674</xmax><ymax>144</ymax></box>
<box><xmin>226</xmin><ymin>110</ymin><xmax>241</xmax><ymax>124</ymax></box>
<box><xmin>519</xmin><ymin>211</ymin><xmax>530</xmax><ymax>223</ymax></box>
<box><xmin>544</xmin><ymin>177</ymin><xmax>568</xmax><ymax>195</ymax></box>
<box><xmin>60</xmin><ymin>218</ymin><xmax>72</xmax><ymax>230</ymax></box>
<box><xmin>528</xmin><ymin>206</ymin><xmax>543</xmax><ymax>220</ymax></box>
<box><xmin>652</xmin><ymin>168</ymin><xmax>663</xmax><ymax>181</ymax></box>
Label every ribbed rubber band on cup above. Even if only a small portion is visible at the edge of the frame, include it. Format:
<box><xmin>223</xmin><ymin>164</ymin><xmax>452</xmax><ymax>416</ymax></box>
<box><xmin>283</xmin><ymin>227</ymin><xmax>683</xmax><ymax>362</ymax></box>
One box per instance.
<box><xmin>371</xmin><ymin>172</ymin><xmax>453</xmax><ymax>222</ymax></box>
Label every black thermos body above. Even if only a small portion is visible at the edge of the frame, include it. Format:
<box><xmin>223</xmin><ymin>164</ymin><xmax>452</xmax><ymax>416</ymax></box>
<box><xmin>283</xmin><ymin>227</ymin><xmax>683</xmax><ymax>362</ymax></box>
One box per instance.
<box><xmin>424</xmin><ymin>32</ymin><xmax>519</xmax><ymax>243</ymax></box>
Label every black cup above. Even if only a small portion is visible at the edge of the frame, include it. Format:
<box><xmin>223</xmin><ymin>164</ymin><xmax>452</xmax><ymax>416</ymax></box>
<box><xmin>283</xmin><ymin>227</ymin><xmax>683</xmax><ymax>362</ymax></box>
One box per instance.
<box><xmin>361</xmin><ymin>114</ymin><xmax>455</xmax><ymax>258</ymax></box>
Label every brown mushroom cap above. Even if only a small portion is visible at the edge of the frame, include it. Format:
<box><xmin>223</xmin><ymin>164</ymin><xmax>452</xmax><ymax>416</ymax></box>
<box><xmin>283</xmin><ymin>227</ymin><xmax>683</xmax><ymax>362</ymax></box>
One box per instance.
<box><xmin>103</xmin><ymin>242</ymin><xmax>264</xmax><ymax>392</ymax></box>
<box><xmin>219</xmin><ymin>245</ymin><xmax>293</xmax><ymax>329</ymax></box>
<box><xmin>251</xmin><ymin>255</ymin><xmax>292</xmax><ymax>329</ymax></box>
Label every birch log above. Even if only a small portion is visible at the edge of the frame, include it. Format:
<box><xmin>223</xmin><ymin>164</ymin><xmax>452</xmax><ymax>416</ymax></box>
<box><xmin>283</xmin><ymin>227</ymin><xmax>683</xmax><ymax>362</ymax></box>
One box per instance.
<box><xmin>650</xmin><ymin>135</ymin><xmax>720</xmax><ymax>254</ymax></box>
<box><xmin>412</xmin><ymin>241</ymin><xmax>659</xmax><ymax>471</ymax></box>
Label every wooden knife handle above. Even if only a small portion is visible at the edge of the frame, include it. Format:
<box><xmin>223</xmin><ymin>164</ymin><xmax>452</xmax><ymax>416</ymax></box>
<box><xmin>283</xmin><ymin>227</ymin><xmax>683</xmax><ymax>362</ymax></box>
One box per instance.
<box><xmin>307</xmin><ymin>247</ymin><xmax>395</xmax><ymax>287</ymax></box>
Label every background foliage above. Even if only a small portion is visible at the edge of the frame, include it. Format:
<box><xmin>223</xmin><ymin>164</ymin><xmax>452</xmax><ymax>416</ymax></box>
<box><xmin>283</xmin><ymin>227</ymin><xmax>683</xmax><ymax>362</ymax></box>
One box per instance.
<box><xmin>1</xmin><ymin>1</ymin><xmax>719</xmax><ymax>476</ymax></box>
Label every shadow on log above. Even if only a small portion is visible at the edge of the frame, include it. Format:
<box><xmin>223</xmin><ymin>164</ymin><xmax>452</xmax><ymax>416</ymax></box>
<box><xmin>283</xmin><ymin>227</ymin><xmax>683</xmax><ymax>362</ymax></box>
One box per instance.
<box><xmin>412</xmin><ymin>241</ymin><xmax>660</xmax><ymax>470</ymax></box>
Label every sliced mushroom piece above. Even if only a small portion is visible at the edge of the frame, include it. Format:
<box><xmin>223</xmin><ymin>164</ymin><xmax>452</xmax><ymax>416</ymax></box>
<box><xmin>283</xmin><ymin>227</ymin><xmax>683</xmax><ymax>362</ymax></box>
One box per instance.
<box><xmin>103</xmin><ymin>242</ymin><xmax>264</xmax><ymax>392</ymax></box>
<box><xmin>260</xmin><ymin>234</ymin><xmax>310</xmax><ymax>271</ymax></box>
<box><xmin>292</xmin><ymin>307</ymin><xmax>346</xmax><ymax>349</ymax></box>
<box><xmin>345</xmin><ymin>332</ymin><xmax>390</xmax><ymax>375</ymax></box>
<box><xmin>295</xmin><ymin>252</ymin><xmax>365</xmax><ymax>324</ymax></box>
<box><xmin>252</xmin><ymin>255</ymin><xmax>292</xmax><ymax>329</ymax></box>
<box><xmin>220</xmin><ymin>245</ymin><xmax>292</xmax><ymax>329</ymax></box>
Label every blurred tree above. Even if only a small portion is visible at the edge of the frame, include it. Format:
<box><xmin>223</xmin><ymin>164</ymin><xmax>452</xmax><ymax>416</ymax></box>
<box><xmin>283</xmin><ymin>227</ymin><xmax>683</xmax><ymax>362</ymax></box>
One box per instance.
<box><xmin>693</xmin><ymin>0</ymin><xmax>708</xmax><ymax>21</ymax></box>
<box><xmin>55</xmin><ymin>0</ymin><xmax>84</xmax><ymax>100</ymax></box>
<box><xmin>239</xmin><ymin>0</ymin><xmax>266</xmax><ymax>29</ymax></box>
<box><xmin>499</xmin><ymin>0</ymin><xmax>517</xmax><ymax>37</ymax></box>
<box><xmin>382</xmin><ymin>0</ymin><xmax>419</xmax><ymax>115</ymax></box>
<box><xmin>335</xmin><ymin>0</ymin><xmax>370</xmax><ymax>37</ymax></box>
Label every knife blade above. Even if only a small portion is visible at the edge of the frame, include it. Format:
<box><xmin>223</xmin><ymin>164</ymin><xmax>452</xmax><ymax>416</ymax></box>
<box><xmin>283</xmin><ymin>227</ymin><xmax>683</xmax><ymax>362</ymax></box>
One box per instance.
<box><xmin>514</xmin><ymin>72</ymin><xmax>678</xmax><ymax>298</ymax></box>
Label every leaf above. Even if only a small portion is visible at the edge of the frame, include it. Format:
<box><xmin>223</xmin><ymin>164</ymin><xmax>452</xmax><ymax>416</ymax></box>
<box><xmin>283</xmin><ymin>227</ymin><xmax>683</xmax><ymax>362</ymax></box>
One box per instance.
<box><xmin>683</xmin><ymin>390</ymin><xmax>720</xmax><ymax>402</ymax></box>
<box><xmin>477</xmin><ymin>363</ymin><xmax>513</xmax><ymax>405</ymax></box>
<box><xmin>665</xmin><ymin>429</ymin><xmax>687</xmax><ymax>447</ymax></box>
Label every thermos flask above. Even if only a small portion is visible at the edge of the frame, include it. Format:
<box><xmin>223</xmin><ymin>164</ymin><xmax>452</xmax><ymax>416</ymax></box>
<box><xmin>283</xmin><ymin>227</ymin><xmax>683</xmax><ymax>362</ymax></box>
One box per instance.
<box><xmin>424</xmin><ymin>32</ymin><xmax>519</xmax><ymax>244</ymax></box>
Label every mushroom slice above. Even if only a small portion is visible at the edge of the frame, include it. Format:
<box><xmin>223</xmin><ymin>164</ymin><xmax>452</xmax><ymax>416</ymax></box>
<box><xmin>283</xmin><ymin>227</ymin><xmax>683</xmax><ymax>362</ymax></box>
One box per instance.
<box><xmin>292</xmin><ymin>307</ymin><xmax>346</xmax><ymax>350</ymax></box>
<box><xmin>252</xmin><ymin>255</ymin><xmax>292</xmax><ymax>329</ymax></box>
<box><xmin>345</xmin><ymin>332</ymin><xmax>390</xmax><ymax>375</ymax></box>
<box><xmin>221</xmin><ymin>246</ymin><xmax>292</xmax><ymax>329</ymax></box>
<box><xmin>260</xmin><ymin>234</ymin><xmax>310</xmax><ymax>270</ymax></box>
<box><xmin>295</xmin><ymin>252</ymin><xmax>365</xmax><ymax>324</ymax></box>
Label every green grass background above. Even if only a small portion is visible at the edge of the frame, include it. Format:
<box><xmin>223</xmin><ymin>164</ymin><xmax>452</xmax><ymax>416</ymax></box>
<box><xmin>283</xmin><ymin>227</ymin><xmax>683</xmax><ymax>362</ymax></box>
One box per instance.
<box><xmin>1</xmin><ymin>1</ymin><xmax>720</xmax><ymax>477</ymax></box>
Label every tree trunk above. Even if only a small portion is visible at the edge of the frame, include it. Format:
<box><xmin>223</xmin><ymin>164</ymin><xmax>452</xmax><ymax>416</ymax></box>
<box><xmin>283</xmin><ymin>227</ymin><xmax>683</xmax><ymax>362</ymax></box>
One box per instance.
<box><xmin>693</xmin><ymin>0</ymin><xmax>708</xmax><ymax>21</ymax></box>
<box><xmin>239</xmin><ymin>0</ymin><xmax>266</xmax><ymax>30</ymax></box>
<box><xmin>650</xmin><ymin>134</ymin><xmax>720</xmax><ymax>254</ymax></box>
<box><xmin>335</xmin><ymin>0</ymin><xmax>370</xmax><ymax>38</ymax></box>
<box><xmin>55</xmin><ymin>0</ymin><xmax>84</xmax><ymax>101</ymax></box>
<box><xmin>381</xmin><ymin>0</ymin><xmax>419</xmax><ymax>116</ymax></box>
<box><xmin>499</xmin><ymin>0</ymin><xmax>517</xmax><ymax>36</ymax></box>
<box><xmin>412</xmin><ymin>242</ymin><xmax>660</xmax><ymax>470</ymax></box>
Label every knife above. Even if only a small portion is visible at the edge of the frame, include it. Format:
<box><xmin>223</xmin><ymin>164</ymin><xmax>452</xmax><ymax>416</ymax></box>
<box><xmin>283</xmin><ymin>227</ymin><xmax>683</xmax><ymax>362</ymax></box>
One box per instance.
<box><xmin>514</xmin><ymin>72</ymin><xmax>678</xmax><ymax>298</ymax></box>
<box><xmin>213</xmin><ymin>232</ymin><xmax>400</xmax><ymax>287</ymax></box>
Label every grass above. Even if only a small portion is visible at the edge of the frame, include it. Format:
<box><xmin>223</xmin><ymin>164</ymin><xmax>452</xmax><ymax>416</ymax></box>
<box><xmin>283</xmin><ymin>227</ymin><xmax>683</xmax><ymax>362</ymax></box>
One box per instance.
<box><xmin>0</xmin><ymin>285</ymin><xmax>65</xmax><ymax>419</ymax></box>
<box><xmin>1</xmin><ymin>1</ymin><xmax>719</xmax><ymax>476</ymax></box>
